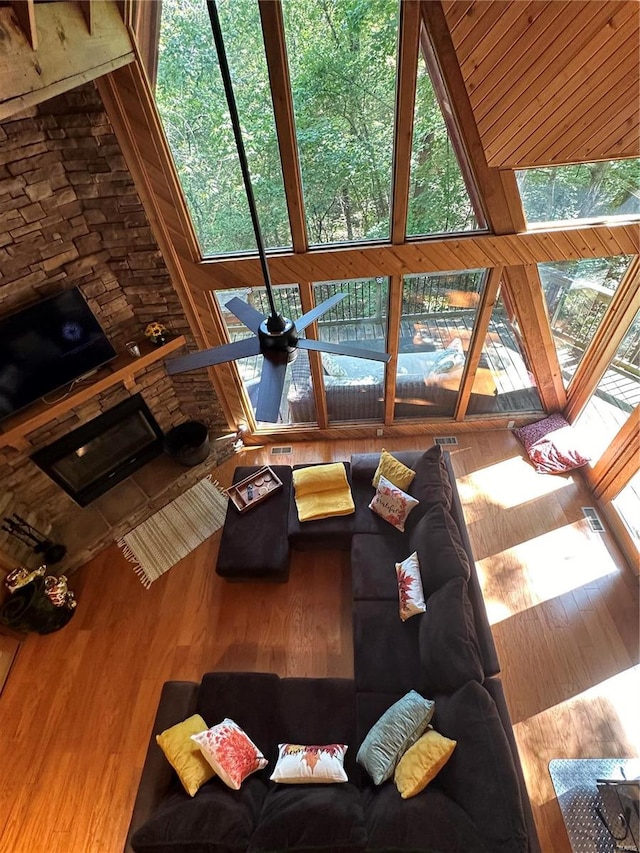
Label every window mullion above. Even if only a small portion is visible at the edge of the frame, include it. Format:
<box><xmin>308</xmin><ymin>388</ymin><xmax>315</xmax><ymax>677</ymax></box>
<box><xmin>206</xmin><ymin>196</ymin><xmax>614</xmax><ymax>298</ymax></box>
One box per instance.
<box><xmin>297</xmin><ymin>280</ymin><xmax>328</xmax><ymax>428</ymax></box>
<box><xmin>384</xmin><ymin>274</ymin><xmax>403</xmax><ymax>424</ymax></box>
<box><xmin>390</xmin><ymin>1</ymin><xmax>421</xmax><ymax>244</ymax></box>
<box><xmin>258</xmin><ymin>0</ymin><xmax>308</xmax><ymax>252</ymax></box>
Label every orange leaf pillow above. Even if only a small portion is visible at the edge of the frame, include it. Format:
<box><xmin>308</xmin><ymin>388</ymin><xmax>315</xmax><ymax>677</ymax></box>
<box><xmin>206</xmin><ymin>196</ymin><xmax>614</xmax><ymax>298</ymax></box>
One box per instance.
<box><xmin>191</xmin><ymin>718</ymin><xmax>267</xmax><ymax>790</ymax></box>
<box><xmin>395</xmin><ymin>552</ymin><xmax>426</xmax><ymax>621</ymax></box>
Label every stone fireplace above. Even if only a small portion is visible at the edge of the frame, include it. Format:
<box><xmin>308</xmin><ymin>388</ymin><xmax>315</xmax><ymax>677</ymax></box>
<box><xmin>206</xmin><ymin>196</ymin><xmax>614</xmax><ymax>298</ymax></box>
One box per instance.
<box><xmin>0</xmin><ymin>81</ymin><xmax>234</xmax><ymax>573</ymax></box>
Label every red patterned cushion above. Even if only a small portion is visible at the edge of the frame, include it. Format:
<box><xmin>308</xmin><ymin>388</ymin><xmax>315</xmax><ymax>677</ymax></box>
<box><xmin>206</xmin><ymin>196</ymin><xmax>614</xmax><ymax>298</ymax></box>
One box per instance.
<box><xmin>515</xmin><ymin>414</ymin><xmax>590</xmax><ymax>474</ymax></box>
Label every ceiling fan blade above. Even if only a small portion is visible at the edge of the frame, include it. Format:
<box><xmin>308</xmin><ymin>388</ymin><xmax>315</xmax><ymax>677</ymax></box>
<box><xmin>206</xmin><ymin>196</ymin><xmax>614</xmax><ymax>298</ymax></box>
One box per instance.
<box><xmin>255</xmin><ymin>360</ymin><xmax>287</xmax><ymax>422</ymax></box>
<box><xmin>224</xmin><ymin>297</ymin><xmax>266</xmax><ymax>334</ymax></box>
<box><xmin>165</xmin><ymin>335</ymin><xmax>261</xmax><ymax>374</ymax></box>
<box><xmin>295</xmin><ymin>293</ymin><xmax>346</xmax><ymax>332</ymax></box>
<box><xmin>297</xmin><ymin>338</ymin><xmax>391</xmax><ymax>363</ymax></box>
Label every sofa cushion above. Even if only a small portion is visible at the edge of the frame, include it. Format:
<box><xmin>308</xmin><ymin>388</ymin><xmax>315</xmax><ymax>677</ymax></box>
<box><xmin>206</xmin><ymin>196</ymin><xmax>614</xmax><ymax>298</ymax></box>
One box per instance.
<box><xmin>277</xmin><ymin>678</ymin><xmax>358</xmax><ymax>782</ymax></box>
<box><xmin>363</xmin><ymin>782</ymin><xmax>490</xmax><ymax>853</ymax></box>
<box><xmin>433</xmin><ymin>681</ymin><xmax>528</xmax><ymax>853</ymax></box>
<box><xmin>196</xmin><ymin>672</ymin><xmax>280</xmax><ymax>772</ymax></box>
<box><xmin>407</xmin><ymin>445</ymin><xmax>453</xmax><ymax>528</ymax></box>
<box><xmin>351</xmin><ymin>452</ymin><xmax>421</xmax><ymax>536</ymax></box>
<box><xmin>419</xmin><ymin>578</ymin><xmax>484</xmax><ymax>693</ymax></box>
<box><xmin>409</xmin><ymin>503</ymin><xmax>471</xmax><ymax>598</ymax></box>
<box><xmin>353</xmin><ymin>600</ymin><xmax>423</xmax><ymax>695</ymax></box>
<box><xmin>351</xmin><ymin>534</ymin><xmax>409</xmax><ymax>601</ymax></box>
<box><xmin>248</xmin><ymin>783</ymin><xmax>367</xmax><ymax>852</ymax></box>
<box><xmin>130</xmin><ymin>777</ymin><xmax>267</xmax><ymax>853</ymax></box>
<box><xmin>356</xmin><ymin>690</ymin><xmax>434</xmax><ymax>785</ymax></box>
<box><xmin>288</xmin><ymin>463</ymin><xmax>355</xmax><ymax>549</ymax></box>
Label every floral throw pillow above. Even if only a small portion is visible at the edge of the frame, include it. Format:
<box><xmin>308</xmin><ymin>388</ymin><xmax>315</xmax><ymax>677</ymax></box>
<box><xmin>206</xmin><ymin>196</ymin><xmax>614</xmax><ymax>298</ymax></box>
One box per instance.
<box><xmin>270</xmin><ymin>743</ymin><xmax>348</xmax><ymax>784</ymax></box>
<box><xmin>514</xmin><ymin>413</ymin><xmax>590</xmax><ymax>474</ymax></box>
<box><xmin>395</xmin><ymin>552</ymin><xmax>426</xmax><ymax>621</ymax></box>
<box><xmin>191</xmin><ymin>718</ymin><xmax>267</xmax><ymax>790</ymax></box>
<box><xmin>369</xmin><ymin>475</ymin><xmax>419</xmax><ymax>532</ymax></box>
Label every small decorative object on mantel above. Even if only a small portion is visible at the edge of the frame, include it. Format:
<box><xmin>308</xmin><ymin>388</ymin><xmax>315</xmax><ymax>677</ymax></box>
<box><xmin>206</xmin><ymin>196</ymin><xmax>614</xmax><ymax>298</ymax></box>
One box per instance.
<box><xmin>144</xmin><ymin>322</ymin><xmax>170</xmax><ymax>346</ymax></box>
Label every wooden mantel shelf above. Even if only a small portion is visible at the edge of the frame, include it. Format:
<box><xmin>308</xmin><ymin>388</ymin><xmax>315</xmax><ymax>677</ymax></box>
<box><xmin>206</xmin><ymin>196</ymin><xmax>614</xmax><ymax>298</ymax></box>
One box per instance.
<box><xmin>0</xmin><ymin>336</ymin><xmax>186</xmax><ymax>451</ymax></box>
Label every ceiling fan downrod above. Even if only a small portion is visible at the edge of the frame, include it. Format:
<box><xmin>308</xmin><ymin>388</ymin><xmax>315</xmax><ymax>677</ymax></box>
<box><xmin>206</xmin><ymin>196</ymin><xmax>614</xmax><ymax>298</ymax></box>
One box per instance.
<box><xmin>206</xmin><ymin>0</ymin><xmax>292</xmax><ymax>351</ymax></box>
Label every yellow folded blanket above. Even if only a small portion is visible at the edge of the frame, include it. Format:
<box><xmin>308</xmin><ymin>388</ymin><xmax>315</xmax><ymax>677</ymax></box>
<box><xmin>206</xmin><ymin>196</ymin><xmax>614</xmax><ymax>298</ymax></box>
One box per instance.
<box><xmin>293</xmin><ymin>462</ymin><xmax>355</xmax><ymax>522</ymax></box>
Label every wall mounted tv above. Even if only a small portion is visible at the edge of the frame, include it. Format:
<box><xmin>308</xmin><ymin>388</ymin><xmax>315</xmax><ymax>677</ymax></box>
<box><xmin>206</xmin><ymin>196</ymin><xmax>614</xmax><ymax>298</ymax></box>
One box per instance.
<box><xmin>0</xmin><ymin>287</ymin><xmax>117</xmax><ymax>423</ymax></box>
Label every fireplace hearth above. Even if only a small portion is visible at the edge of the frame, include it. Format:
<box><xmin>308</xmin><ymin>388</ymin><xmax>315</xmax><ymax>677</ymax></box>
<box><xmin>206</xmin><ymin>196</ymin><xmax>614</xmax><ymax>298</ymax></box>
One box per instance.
<box><xmin>31</xmin><ymin>395</ymin><xmax>164</xmax><ymax>507</ymax></box>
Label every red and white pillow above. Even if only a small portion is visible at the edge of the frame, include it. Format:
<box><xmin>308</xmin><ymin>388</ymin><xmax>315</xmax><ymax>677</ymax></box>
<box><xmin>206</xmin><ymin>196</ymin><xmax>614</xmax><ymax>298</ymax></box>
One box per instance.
<box><xmin>191</xmin><ymin>718</ymin><xmax>267</xmax><ymax>790</ymax></box>
<box><xmin>395</xmin><ymin>552</ymin><xmax>426</xmax><ymax>621</ymax></box>
<box><xmin>369</xmin><ymin>475</ymin><xmax>419</xmax><ymax>532</ymax></box>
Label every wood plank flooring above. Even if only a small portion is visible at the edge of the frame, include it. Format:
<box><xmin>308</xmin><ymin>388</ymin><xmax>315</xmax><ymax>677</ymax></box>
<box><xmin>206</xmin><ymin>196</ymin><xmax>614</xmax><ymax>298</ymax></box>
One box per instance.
<box><xmin>0</xmin><ymin>431</ymin><xmax>637</xmax><ymax>853</ymax></box>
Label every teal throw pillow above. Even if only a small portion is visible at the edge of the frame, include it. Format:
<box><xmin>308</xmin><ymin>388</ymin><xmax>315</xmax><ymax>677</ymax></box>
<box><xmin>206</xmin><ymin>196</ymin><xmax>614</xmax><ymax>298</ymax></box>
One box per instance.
<box><xmin>356</xmin><ymin>690</ymin><xmax>435</xmax><ymax>785</ymax></box>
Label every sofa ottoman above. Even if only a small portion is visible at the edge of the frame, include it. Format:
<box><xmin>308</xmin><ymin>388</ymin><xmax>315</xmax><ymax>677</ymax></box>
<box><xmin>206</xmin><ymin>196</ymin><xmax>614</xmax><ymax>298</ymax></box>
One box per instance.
<box><xmin>216</xmin><ymin>465</ymin><xmax>292</xmax><ymax>582</ymax></box>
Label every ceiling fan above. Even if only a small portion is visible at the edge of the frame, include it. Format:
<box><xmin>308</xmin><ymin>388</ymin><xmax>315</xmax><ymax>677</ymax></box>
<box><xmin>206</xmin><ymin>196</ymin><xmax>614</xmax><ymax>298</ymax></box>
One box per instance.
<box><xmin>165</xmin><ymin>0</ymin><xmax>390</xmax><ymax>423</ymax></box>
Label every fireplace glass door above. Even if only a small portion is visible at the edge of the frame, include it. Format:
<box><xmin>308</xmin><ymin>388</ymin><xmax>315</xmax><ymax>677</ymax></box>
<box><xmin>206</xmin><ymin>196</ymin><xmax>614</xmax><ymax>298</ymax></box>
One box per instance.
<box><xmin>31</xmin><ymin>395</ymin><xmax>164</xmax><ymax>506</ymax></box>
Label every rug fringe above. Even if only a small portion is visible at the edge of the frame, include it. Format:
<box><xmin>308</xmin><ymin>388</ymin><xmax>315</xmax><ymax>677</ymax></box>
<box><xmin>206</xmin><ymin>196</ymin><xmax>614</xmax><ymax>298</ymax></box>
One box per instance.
<box><xmin>117</xmin><ymin>539</ymin><xmax>152</xmax><ymax>589</ymax></box>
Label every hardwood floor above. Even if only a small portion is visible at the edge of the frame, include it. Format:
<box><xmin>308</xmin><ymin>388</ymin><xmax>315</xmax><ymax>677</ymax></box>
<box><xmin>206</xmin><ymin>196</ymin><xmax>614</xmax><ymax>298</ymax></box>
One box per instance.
<box><xmin>0</xmin><ymin>431</ymin><xmax>637</xmax><ymax>853</ymax></box>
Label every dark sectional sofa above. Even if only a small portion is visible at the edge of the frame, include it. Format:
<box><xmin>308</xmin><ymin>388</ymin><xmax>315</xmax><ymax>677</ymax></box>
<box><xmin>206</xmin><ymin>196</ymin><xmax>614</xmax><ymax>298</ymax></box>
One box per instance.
<box><xmin>125</xmin><ymin>448</ymin><xmax>541</xmax><ymax>853</ymax></box>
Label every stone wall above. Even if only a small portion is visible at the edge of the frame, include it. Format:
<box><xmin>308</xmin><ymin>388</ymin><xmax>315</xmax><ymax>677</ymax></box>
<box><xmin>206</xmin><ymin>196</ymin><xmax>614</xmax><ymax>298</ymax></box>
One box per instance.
<box><xmin>0</xmin><ymin>81</ymin><xmax>232</xmax><ymax>573</ymax></box>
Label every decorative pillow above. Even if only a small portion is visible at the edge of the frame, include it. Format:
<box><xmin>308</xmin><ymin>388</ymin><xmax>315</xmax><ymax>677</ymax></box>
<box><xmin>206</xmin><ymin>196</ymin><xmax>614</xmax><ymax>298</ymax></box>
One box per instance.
<box><xmin>419</xmin><ymin>577</ymin><xmax>484</xmax><ymax>692</ymax></box>
<box><xmin>427</xmin><ymin>338</ymin><xmax>465</xmax><ymax>374</ymax></box>
<box><xmin>395</xmin><ymin>551</ymin><xmax>426</xmax><ymax>621</ymax></box>
<box><xmin>191</xmin><ymin>718</ymin><xmax>267</xmax><ymax>790</ymax></box>
<box><xmin>514</xmin><ymin>413</ymin><xmax>590</xmax><ymax>474</ymax></box>
<box><xmin>369</xmin><ymin>475</ymin><xmax>419</xmax><ymax>532</ymax></box>
<box><xmin>394</xmin><ymin>729</ymin><xmax>457</xmax><ymax>799</ymax></box>
<box><xmin>269</xmin><ymin>743</ymin><xmax>348</xmax><ymax>784</ymax></box>
<box><xmin>409</xmin><ymin>503</ymin><xmax>470</xmax><ymax>598</ymax></box>
<box><xmin>372</xmin><ymin>449</ymin><xmax>416</xmax><ymax>491</ymax></box>
<box><xmin>321</xmin><ymin>353</ymin><xmax>348</xmax><ymax>378</ymax></box>
<box><xmin>155</xmin><ymin>714</ymin><xmax>214</xmax><ymax>797</ymax></box>
<box><xmin>356</xmin><ymin>690</ymin><xmax>435</xmax><ymax>785</ymax></box>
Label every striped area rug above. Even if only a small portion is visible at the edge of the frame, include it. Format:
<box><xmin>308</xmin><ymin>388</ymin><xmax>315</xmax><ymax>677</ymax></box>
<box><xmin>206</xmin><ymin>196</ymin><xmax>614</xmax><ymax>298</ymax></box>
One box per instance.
<box><xmin>117</xmin><ymin>477</ymin><xmax>228</xmax><ymax>588</ymax></box>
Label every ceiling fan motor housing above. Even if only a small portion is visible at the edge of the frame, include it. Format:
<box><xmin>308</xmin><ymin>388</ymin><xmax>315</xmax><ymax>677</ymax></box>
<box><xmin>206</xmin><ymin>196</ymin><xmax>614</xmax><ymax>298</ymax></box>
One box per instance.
<box><xmin>259</xmin><ymin>315</ymin><xmax>298</xmax><ymax>363</ymax></box>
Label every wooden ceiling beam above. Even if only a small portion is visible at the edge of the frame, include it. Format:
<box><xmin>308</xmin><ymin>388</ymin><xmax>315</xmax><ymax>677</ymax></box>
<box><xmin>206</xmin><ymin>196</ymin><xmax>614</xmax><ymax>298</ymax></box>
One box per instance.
<box><xmin>9</xmin><ymin>1</ymin><xmax>37</xmax><ymax>50</ymax></box>
<box><xmin>0</xmin><ymin>1</ymin><xmax>133</xmax><ymax>122</ymax></box>
<box><xmin>193</xmin><ymin>222</ymin><xmax>640</xmax><ymax>289</ymax></box>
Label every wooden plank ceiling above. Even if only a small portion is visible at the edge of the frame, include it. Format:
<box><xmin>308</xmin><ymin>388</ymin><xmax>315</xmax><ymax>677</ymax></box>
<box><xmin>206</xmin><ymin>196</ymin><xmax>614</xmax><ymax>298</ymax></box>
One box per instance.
<box><xmin>443</xmin><ymin>0</ymin><xmax>640</xmax><ymax>168</ymax></box>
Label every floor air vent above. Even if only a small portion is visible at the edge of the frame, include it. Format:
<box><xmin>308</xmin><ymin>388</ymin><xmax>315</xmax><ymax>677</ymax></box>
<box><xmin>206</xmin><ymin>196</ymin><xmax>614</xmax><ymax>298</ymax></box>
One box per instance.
<box><xmin>270</xmin><ymin>446</ymin><xmax>293</xmax><ymax>455</ymax></box>
<box><xmin>582</xmin><ymin>507</ymin><xmax>605</xmax><ymax>533</ymax></box>
<box><xmin>434</xmin><ymin>436</ymin><xmax>458</xmax><ymax>446</ymax></box>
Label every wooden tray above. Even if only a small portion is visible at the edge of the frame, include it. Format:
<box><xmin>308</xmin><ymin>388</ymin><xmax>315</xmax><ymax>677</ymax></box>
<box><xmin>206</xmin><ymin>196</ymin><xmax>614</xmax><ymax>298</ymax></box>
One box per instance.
<box><xmin>225</xmin><ymin>466</ymin><xmax>283</xmax><ymax>512</ymax></box>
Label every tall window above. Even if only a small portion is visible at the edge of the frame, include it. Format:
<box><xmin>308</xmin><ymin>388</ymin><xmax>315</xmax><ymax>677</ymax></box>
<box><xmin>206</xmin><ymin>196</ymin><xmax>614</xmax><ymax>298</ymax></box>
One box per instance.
<box><xmin>406</xmin><ymin>47</ymin><xmax>484</xmax><ymax>236</ymax></box>
<box><xmin>516</xmin><ymin>159</ymin><xmax>640</xmax><ymax>225</ymax></box>
<box><xmin>538</xmin><ymin>256</ymin><xmax>633</xmax><ymax>388</ymax></box>
<box><xmin>395</xmin><ymin>270</ymin><xmax>485</xmax><ymax>419</ymax></box>
<box><xmin>311</xmin><ymin>278</ymin><xmax>389</xmax><ymax>423</ymax></box>
<box><xmin>574</xmin><ymin>310</ymin><xmax>640</xmax><ymax>464</ymax></box>
<box><xmin>282</xmin><ymin>0</ymin><xmax>399</xmax><ymax>245</ymax></box>
<box><xmin>157</xmin><ymin>0</ymin><xmax>291</xmax><ymax>255</ymax></box>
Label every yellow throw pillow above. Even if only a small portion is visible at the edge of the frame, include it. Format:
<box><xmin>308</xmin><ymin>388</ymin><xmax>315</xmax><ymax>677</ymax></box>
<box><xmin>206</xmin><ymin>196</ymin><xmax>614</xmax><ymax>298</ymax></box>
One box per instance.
<box><xmin>372</xmin><ymin>449</ymin><xmax>415</xmax><ymax>491</ymax></box>
<box><xmin>156</xmin><ymin>714</ymin><xmax>215</xmax><ymax>796</ymax></box>
<box><xmin>394</xmin><ymin>729</ymin><xmax>456</xmax><ymax>799</ymax></box>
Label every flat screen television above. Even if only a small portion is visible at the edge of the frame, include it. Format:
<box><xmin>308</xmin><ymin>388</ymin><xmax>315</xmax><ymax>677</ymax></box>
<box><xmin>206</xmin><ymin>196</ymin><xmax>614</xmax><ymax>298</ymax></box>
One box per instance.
<box><xmin>0</xmin><ymin>287</ymin><xmax>117</xmax><ymax>423</ymax></box>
